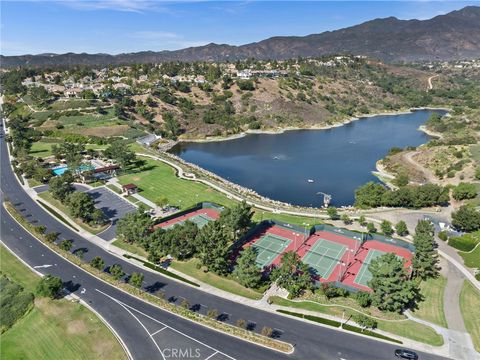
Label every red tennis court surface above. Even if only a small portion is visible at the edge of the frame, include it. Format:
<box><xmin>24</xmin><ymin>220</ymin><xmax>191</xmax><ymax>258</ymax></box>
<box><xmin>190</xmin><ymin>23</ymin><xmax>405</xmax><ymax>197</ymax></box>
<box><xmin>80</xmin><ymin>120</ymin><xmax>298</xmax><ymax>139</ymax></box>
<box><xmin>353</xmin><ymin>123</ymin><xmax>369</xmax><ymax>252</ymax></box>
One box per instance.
<box><xmin>154</xmin><ymin>208</ymin><xmax>220</xmax><ymax>229</ymax></box>
<box><xmin>240</xmin><ymin>224</ymin><xmax>305</xmax><ymax>268</ymax></box>
<box><xmin>239</xmin><ymin>225</ymin><xmax>413</xmax><ymax>292</ymax></box>
<box><xmin>340</xmin><ymin>240</ymin><xmax>413</xmax><ymax>292</ymax></box>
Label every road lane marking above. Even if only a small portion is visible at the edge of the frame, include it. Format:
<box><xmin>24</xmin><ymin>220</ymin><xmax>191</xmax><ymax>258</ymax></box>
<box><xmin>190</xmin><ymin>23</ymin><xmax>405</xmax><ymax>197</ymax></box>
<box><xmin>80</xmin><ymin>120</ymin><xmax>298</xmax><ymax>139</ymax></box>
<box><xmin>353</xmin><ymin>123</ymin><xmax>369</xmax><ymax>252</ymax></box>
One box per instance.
<box><xmin>95</xmin><ymin>289</ymin><xmax>236</xmax><ymax>360</ymax></box>
<box><xmin>33</xmin><ymin>264</ymin><xmax>53</xmax><ymax>269</ymax></box>
<box><xmin>204</xmin><ymin>351</ymin><xmax>219</xmax><ymax>360</ymax></box>
<box><xmin>150</xmin><ymin>326</ymin><xmax>168</xmax><ymax>336</ymax></box>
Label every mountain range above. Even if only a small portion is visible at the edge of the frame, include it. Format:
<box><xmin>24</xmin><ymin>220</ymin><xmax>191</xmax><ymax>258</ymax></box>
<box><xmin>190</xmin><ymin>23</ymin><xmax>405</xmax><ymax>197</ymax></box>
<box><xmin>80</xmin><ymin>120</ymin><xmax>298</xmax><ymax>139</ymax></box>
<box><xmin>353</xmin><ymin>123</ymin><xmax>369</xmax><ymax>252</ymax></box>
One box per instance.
<box><xmin>1</xmin><ymin>6</ymin><xmax>479</xmax><ymax>67</ymax></box>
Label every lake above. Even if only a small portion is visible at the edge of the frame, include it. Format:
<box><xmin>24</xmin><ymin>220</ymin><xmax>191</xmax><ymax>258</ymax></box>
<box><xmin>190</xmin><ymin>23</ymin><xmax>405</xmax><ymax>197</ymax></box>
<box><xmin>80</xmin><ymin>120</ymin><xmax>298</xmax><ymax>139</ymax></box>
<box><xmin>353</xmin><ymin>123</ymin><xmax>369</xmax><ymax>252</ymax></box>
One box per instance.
<box><xmin>170</xmin><ymin>110</ymin><xmax>446</xmax><ymax>207</ymax></box>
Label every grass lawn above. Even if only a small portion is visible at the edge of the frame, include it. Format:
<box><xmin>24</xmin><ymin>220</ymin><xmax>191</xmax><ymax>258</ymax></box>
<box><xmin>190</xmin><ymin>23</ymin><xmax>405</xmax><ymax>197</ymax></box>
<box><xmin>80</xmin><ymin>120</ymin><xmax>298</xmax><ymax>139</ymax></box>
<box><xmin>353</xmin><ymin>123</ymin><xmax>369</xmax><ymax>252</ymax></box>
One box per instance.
<box><xmin>111</xmin><ymin>239</ymin><xmax>149</xmax><ymax>258</ymax></box>
<box><xmin>470</xmin><ymin>144</ymin><xmax>480</xmax><ymax>163</ymax></box>
<box><xmin>270</xmin><ymin>296</ymin><xmax>443</xmax><ymax>346</ymax></box>
<box><xmin>458</xmin><ymin>245</ymin><xmax>480</xmax><ymax>269</ymax></box>
<box><xmin>118</xmin><ymin>157</ymin><xmax>237</xmax><ymax>210</ymax></box>
<box><xmin>170</xmin><ymin>259</ymin><xmax>264</xmax><ymax>300</ymax></box>
<box><xmin>459</xmin><ymin>281</ymin><xmax>480</xmax><ymax>352</ymax></box>
<box><xmin>0</xmin><ymin>245</ymin><xmax>127</xmax><ymax>360</ymax></box>
<box><xmin>412</xmin><ymin>276</ymin><xmax>448</xmax><ymax>328</ymax></box>
<box><xmin>29</xmin><ymin>140</ymin><xmax>109</xmax><ymax>158</ymax></box>
<box><xmin>119</xmin><ymin>156</ymin><xmax>321</xmax><ymax>227</ymax></box>
<box><xmin>38</xmin><ymin>192</ymin><xmax>109</xmax><ymax>235</ymax></box>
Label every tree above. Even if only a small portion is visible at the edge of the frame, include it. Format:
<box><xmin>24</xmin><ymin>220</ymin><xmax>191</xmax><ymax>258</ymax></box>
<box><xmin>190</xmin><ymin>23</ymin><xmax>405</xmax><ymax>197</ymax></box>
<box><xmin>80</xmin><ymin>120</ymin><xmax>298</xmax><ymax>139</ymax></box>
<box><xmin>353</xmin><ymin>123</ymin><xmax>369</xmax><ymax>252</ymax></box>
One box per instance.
<box><xmin>163</xmin><ymin>112</ymin><xmax>181</xmax><ymax>139</ymax></box>
<box><xmin>453</xmin><ymin>183</ymin><xmax>477</xmax><ymax>201</ymax></box>
<box><xmin>104</xmin><ymin>140</ymin><xmax>136</xmax><ymax>167</ymax></box>
<box><xmin>48</xmin><ymin>172</ymin><xmax>74</xmax><ymax>202</ymax></box>
<box><xmin>273</xmin><ymin>251</ymin><xmax>312</xmax><ymax>298</ymax></box>
<box><xmin>368</xmin><ymin>253</ymin><xmax>419</xmax><ymax>313</ymax></box>
<box><xmin>219</xmin><ymin>201</ymin><xmax>253</xmax><ymax>240</ymax></box>
<box><xmin>233</xmin><ymin>247</ymin><xmax>262</xmax><ymax>288</ymax></box>
<box><xmin>66</xmin><ymin>191</ymin><xmax>96</xmax><ymax>221</ymax></box>
<box><xmin>355</xmin><ymin>291</ymin><xmax>372</xmax><ymax>308</ymax></box>
<box><xmin>109</xmin><ymin>264</ymin><xmax>125</xmax><ymax>280</ymax></box>
<box><xmin>59</xmin><ymin>239</ymin><xmax>73</xmax><ymax>251</ymax></box>
<box><xmin>380</xmin><ymin>220</ymin><xmax>394</xmax><ymax>236</ymax></box>
<box><xmin>395</xmin><ymin>221</ymin><xmax>409</xmax><ymax>236</ymax></box>
<box><xmin>357</xmin><ymin>215</ymin><xmax>367</xmax><ymax>227</ymax></box>
<box><xmin>451</xmin><ymin>205</ymin><xmax>480</xmax><ymax>232</ymax></box>
<box><xmin>355</xmin><ymin>182</ymin><xmax>387</xmax><ymax>208</ymax></box>
<box><xmin>260</xmin><ymin>326</ymin><xmax>273</xmax><ymax>337</ymax></box>
<box><xmin>90</xmin><ymin>256</ymin><xmax>105</xmax><ymax>271</ymax></box>
<box><xmin>116</xmin><ymin>208</ymin><xmax>154</xmax><ymax>244</ymax></box>
<box><xmin>207</xmin><ymin>309</ymin><xmax>219</xmax><ymax>319</ymax></box>
<box><xmin>353</xmin><ymin>314</ymin><xmax>377</xmax><ymax>330</ymax></box>
<box><xmin>195</xmin><ymin>221</ymin><xmax>230</xmax><ymax>274</ymax></box>
<box><xmin>236</xmin><ymin>318</ymin><xmax>247</xmax><ymax>329</ymax></box>
<box><xmin>51</xmin><ymin>142</ymin><xmax>85</xmax><ymax>169</ymax></box>
<box><xmin>154</xmin><ymin>197</ymin><xmax>169</xmax><ymax>208</ymax></box>
<box><xmin>36</xmin><ymin>275</ymin><xmax>63</xmax><ymax>299</ymax></box>
<box><xmin>129</xmin><ymin>272</ymin><xmax>144</xmax><ymax>288</ymax></box>
<box><xmin>43</xmin><ymin>231</ymin><xmax>59</xmax><ymax>243</ymax></box>
<box><xmin>341</xmin><ymin>214</ymin><xmax>352</xmax><ymax>225</ymax></box>
<box><xmin>366</xmin><ymin>222</ymin><xmax>376</xmax><ymax>234</ymax></box>
<box><xmin>327</xmin><ymin>207</ymin><xmax>339</xmax><ymax>220</ymax></box>
<box><xmin>412</xmin><ymin>226</ymin><xmax>439</xmax><ymax>279</ymax></box>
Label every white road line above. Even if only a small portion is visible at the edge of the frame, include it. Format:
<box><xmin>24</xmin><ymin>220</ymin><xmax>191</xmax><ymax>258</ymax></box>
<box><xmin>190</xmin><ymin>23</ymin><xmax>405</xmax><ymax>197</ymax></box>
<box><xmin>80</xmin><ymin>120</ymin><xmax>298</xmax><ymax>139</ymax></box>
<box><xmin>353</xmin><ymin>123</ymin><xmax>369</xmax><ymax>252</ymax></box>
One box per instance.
<box><xmin>150</xmin><ymin>326</ymin><xmax>167</xmax><ymax>337</ymax></box>
<box><xmin>107</xmin><ymin>293</ymin><xmax>167</xmax><ymax>360</ymax></box>
<box><xmin>204</xmin><ymin>351</ymin><xmax>219</xmax><ymax>360</ymax></box>
<box><xmin>95</xmin><ymin>289</ymin><xmax>236</xmax><ymax>360</ymax></box>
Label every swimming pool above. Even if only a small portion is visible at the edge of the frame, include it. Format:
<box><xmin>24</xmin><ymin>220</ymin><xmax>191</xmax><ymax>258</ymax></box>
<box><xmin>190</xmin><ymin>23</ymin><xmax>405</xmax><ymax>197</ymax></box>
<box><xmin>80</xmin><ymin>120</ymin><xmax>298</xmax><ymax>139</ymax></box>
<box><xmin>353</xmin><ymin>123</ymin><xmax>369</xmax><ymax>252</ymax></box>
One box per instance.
<box><xmin>52</xmin><ymin>166</ymin><xmax>68</xmax><ymax>176</ymax></box>
<box><xmin>51</xmin><ymin>164</ymin><xmax>95</xmax><ymax>176</ymax></box>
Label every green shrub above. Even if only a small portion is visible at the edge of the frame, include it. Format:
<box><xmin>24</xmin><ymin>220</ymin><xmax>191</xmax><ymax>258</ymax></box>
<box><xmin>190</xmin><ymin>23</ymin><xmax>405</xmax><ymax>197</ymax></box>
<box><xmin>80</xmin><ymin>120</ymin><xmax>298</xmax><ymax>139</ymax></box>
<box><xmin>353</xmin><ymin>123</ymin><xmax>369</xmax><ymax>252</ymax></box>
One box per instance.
<box><xmin>355</xmin><ymin>291</ymin><xmax>372</xmax><ymax>307</ymax></box>
<box><xmin>438</xmin><ymin>231</ymin><xmax>449</xmax><ymax>242</ymax></box>
<box><xmin>277</xmin><ymin>309</ymin><xmax>341</xmax><ymax>327</ymax></box>
<box><xmin>0</xmin><ymin>276</ymin><xmax>34</xmax><ymax>333</ymax></box>
<box><xmin>36</xmin><ymin>275</ymin><xmax>63</xmax><ymax>299</ymax></box>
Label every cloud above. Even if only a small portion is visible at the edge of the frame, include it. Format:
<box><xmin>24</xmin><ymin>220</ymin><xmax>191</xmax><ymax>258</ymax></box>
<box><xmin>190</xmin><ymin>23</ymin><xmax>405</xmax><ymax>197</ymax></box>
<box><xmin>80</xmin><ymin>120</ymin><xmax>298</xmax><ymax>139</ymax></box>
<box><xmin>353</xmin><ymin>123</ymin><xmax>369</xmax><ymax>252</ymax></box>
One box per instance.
<box><xmin>60</xmin><ymin>0</ymin><xmax>163</xmax><ymax>13</ymax></box>
<box><xmin>129</xmin><ymin>30</ymin><xmax>208</xmax><ymax>50</ymax></box>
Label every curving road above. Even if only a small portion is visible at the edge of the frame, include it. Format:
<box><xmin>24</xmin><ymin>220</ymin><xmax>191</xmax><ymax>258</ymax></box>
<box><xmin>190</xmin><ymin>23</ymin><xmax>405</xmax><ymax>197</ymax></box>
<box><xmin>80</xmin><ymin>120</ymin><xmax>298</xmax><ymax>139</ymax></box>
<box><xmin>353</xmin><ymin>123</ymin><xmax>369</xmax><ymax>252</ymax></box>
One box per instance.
<box><xmin>0</xmin><ymin>121</ymin><xmax>450</xmax><ymax>360</ymax></box>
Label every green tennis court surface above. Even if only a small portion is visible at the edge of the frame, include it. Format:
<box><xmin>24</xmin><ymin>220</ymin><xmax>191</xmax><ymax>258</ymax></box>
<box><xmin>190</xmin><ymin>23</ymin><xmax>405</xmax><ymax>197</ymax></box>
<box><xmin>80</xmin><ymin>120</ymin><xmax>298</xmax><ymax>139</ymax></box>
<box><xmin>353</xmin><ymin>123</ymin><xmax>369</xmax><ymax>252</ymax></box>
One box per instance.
<box><xmin>302</xmin><ymin>239</ymin><xmax>346</xmax><ymax>279</ymax></box>
<box><xmin>253</xmin><ymin>233</ymin><xmax>291</xmax><ymax>268</ymax></box>
<box><xmin>354</xmin><ymin>249</ymin><xmax>386</xmax><ymax>287</ymax></box>
<box><xmin>164</xmin><ymin>214</ymin><xmax>213</xmax><ymax>229</ymax></box>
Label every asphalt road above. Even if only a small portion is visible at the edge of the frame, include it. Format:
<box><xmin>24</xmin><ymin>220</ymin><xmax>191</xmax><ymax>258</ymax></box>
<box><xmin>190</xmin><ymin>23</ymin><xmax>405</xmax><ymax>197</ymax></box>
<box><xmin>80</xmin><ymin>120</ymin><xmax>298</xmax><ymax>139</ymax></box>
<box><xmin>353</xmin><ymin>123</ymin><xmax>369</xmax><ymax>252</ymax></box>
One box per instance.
<box><xmin>0</xmin><ymin>123</ymin><xmax>450</xmax><ymax>360</ymax></box>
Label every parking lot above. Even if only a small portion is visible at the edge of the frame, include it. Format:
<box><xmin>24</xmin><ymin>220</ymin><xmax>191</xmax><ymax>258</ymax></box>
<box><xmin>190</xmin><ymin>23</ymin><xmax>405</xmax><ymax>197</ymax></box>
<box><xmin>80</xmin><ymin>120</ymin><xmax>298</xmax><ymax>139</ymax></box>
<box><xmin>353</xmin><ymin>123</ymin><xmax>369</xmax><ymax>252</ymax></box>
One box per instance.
<box><xmin>87</xmin><ymin>187</ymin><xmax>137</xmax><ymax>241</ymax></box>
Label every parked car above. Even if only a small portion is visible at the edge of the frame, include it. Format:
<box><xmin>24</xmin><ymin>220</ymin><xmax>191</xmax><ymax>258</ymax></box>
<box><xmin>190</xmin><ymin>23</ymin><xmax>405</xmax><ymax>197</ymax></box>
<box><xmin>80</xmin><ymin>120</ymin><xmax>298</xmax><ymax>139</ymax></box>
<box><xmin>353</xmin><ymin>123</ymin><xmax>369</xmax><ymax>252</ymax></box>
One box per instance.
<box><xmin>395</xmin><ymin>349</ymin><xmax>419</xmax><ymax>359</ymax></box>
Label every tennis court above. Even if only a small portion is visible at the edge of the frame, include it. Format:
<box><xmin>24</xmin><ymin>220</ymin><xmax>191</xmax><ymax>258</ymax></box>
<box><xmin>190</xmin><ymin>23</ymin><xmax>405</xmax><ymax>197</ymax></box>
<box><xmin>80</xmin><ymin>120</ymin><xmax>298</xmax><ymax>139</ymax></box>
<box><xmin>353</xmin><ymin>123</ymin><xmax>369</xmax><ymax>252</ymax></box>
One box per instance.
<box><xmin>302</xmin><ymin>238</ymin><xmax>346</xmax><ymax>279</ymax></box>
<box><xmin>163</xmin><ymin>213</ymin><xmax>214</xmax><ymax>229</ymax></box>
<box><xmin>354</xmin><ymin>249</ymin><xmax>386</xmax><ymax>287</ymax></box>
<box><xmin>252</xmin><ymin>233</ymin><xmax>292</xmax><ymax>268</ymax></box>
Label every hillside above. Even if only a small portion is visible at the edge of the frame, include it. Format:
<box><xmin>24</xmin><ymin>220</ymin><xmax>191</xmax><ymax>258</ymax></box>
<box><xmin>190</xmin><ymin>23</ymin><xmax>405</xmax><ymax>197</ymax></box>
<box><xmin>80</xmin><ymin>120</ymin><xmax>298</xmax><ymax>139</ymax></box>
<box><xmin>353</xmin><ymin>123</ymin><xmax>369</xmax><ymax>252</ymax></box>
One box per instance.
<box><xmin>1</xmin><ymin>6</ymin><xmax>479</xmax><ymax>67</ymax></box>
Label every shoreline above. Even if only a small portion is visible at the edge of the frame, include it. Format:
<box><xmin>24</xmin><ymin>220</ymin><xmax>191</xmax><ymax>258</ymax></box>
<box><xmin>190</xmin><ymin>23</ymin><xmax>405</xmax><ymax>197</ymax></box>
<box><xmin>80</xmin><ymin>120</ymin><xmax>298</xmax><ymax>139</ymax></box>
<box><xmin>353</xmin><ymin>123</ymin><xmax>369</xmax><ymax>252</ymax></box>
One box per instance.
<box><xmin>177</xmin><ymin>107</ymin><xmax>451</xmax><ymax>144</ymax></box>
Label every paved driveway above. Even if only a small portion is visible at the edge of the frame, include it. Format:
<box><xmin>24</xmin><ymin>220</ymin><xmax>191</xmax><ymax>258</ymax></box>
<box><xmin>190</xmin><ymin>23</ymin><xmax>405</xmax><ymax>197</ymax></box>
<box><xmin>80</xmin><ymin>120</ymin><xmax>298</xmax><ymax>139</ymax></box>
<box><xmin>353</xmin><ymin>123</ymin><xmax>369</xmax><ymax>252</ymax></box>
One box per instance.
<box><xmin>86</xmin><ymin>187</ymin><xmax>136</xmax><ymax>241</ymax></box>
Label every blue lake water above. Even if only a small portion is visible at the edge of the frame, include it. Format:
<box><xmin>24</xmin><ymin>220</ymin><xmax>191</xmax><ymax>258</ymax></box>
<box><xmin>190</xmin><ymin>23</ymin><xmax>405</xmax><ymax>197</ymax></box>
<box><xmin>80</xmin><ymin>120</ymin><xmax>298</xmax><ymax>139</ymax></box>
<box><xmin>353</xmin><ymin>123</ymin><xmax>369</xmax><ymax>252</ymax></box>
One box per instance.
<box><xmin>170</xmin><ymin>110</ymin><xmax>446</xmax><ymax>207</ymax></box>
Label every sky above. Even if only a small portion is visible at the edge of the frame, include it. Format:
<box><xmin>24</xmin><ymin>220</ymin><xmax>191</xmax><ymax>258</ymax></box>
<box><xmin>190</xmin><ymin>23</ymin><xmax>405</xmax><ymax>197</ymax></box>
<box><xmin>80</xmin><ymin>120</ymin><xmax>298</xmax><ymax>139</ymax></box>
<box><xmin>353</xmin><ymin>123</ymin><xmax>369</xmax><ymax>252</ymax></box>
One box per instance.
<box><xmin>1</xmin><ymin>0</ymin><xmax>478</xmax><ymax>56</ymax></box>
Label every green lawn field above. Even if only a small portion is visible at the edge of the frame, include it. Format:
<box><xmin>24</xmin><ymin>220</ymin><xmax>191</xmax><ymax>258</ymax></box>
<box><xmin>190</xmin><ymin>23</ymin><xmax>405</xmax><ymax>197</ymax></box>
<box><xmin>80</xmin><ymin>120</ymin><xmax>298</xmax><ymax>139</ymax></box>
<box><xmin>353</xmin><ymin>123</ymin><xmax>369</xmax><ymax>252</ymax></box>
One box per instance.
<box><xmin>269</xmin><ymin>296</ymin><xmax>443</xmax><ymax>346</ymax></box>
<box><xmin>412</xmin><ymin>276</ymin><xmax>448</xmax><ymax>328</ymax></box>
<box><xmin>29</xmin><ymin>140</ymin><xmax>108</xmax><ymax>158</ymax></box>
<box><xmin>458</xmin><ymin>245</ymin><xmax>480</xmax><ymax>269</ymax></box>
<box><xmin>119</xmin><ymin>155</ymin><xmax>322</xmax><ymax>227</ymax></box>
<box><xmin>118</xmin><ymin>156</ymin><xmax>237</xmax><ymax>210</ymax></box>
<box><xmin>0</xmin><ymin>245</ymin><xmax>127</xmax><ymax>360</ymax></box>
<box><xmin>460</xmin><ymin>281</ymin><xmax>480</xmax><ymax>352</ymax></box>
